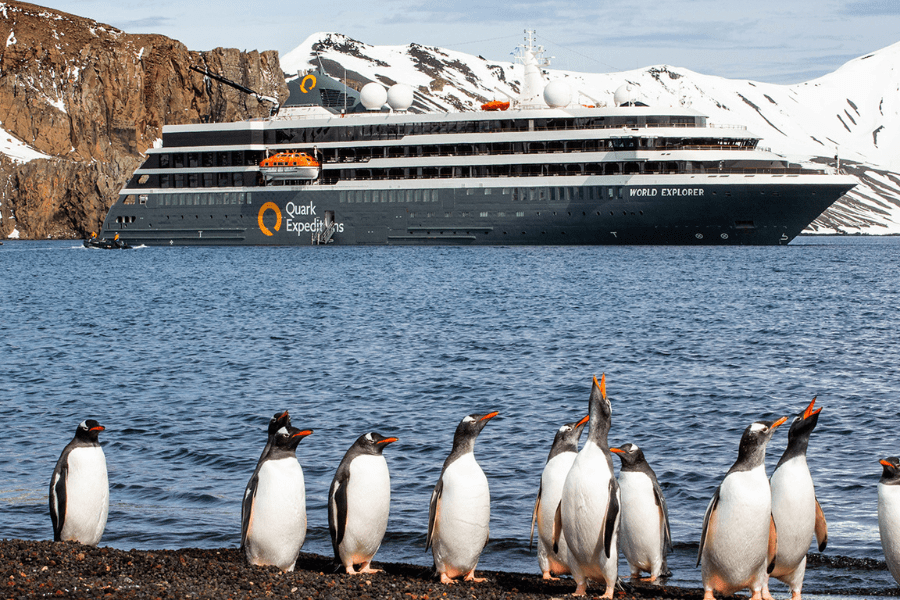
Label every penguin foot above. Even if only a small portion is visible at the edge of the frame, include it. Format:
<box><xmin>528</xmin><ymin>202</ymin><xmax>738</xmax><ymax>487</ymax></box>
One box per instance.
<box><xmin>463</xmin><ymin>570</ymin><xmax>486</xmax><ymax>583</ymax></box>
<box><xmin>439</xmin><ymin>573</ymin><xmax>456</xmax><ymax>585</ymax></box>
<box><xmin>542</xmin><ymin>572</ymin><xmax>560</xmax><ymax>581</ymax></box>
<box><xmin>600</xmin><ymin>583</ymin><xmax>615</xmax><ymax>599</ymax></box>
<box><xmin>702</xmin><ymin>590</ymin><xmax>715</xmax><ymax>600</ymax></box>
<box><xmin>762</xmin><ymin>592</ymin><xmax>776</xmax><ymax>600</ymax></box>
<box><xmin>358</xmin><ymin>566</ymin><xmax>382</xmax><ymax>574</ymax></box>
<box><xmin>572</xmin><ymin>582</ymin><xmax>587</xmax><ymax>596</ymax></box>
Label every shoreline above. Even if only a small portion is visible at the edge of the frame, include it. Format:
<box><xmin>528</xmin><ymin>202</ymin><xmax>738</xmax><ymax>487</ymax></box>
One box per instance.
<box><xmin>1</xmin><ymin>540</ymin><xmax>895</xmax><ymax>600</ymax></box>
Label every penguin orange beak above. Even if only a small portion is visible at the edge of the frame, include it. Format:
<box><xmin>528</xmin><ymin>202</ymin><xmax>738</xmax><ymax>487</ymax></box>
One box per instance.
<box><xmin>292</xmin><ymin>430</ymin><xmax>313</xmax><ymax>438</ymax></box>
<box><xmin>576</xmin><ymin>414</ymin><xmax>590</xmax><ymax>428</ymax></box>
<box><xmin>771</xmin><ymin>416</ymin><xmax>788</xmax><ymax>429</ymax></box>
<box><xmin>593</xmin><ymin>374</ymin><xmax>607</xmax><ymax>400</ymax></box>
<box><xmin>480</xmin><ymin>412</ymin><xmax>499</xmax><ymax>421</ymax></box>
<box><xmin>278</xmin><ymin>410</ymin><xmax>289</xmax><ymax>419</ymax></box>
<box><xmin>882</xmin><ymin>459</ymin><xmax>894</xmax><ymax>468</ymax></box>
<box><xmin>803</xmin><ymin>396</ymin><xmax>822</xmax><ymax>420</ymax></box>
<box><xmin>610</xmin><ymin>447</ymin><xmax>624</xmax><ymax>454</ymax></box>
<box><xmin>376</xmin><ymin>437</ymin><xmax>398</xmax><ymax>445</ymax></box>
<box><xmin>89</xmin><ymin>425</ymin><xmax>105</xmax><ymax>432</ymax></box>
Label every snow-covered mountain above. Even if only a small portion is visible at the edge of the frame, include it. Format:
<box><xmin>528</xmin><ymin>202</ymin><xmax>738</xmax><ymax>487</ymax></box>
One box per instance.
<box><xmin>282</xmin><ymin>33</ymin><xmax>900</xmax><ymax>235</ymax></box>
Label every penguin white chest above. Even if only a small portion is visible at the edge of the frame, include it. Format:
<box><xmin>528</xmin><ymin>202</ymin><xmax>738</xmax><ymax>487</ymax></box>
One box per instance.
<box><xmin>618</xmin><ymin>470</ymin><xmax>662</xmax><ymax>573</ymax></box>
<box><xmin>538</xmin><ymin>452</ymin><xmax>577</xmax><ymax>566</ymax></box>
<box><xmin>432</xmin><ymin>453</ymin><xmax>490</xmax><ymax>577</ymax></box>
<box><xmin>59</xmin><ymin>446</ymin><xmax>109</xmax><ymax>545</ymax></box>
<box><xmin>878</xmin><ymin>483</ymin><xmax>900</xmax><ymax>584</ymax></box>
<box><xmin>340</xmin><ymin>455</ymin><xmax>391</xmax><ymax>563</ymax></box>
<box><xmin>770</xmin><ymin>456</ymin><xmax>816</xmax><ymax>573</ymax></box>
<box><xmin>246</xmin><ymin>458</ymin><xmax>307</xmax><ymax>571</ymax></box>
<box><xmin>703</xmin><ymin>466</ymin><xmax>771</xmax><ymax>593</ymax></box>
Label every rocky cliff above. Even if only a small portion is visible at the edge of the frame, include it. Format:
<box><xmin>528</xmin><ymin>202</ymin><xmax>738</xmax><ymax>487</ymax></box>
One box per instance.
<box><xmin>0</xmin><ymin>1</ymin><xmax>288</xmax><ymax>239</ymax></box>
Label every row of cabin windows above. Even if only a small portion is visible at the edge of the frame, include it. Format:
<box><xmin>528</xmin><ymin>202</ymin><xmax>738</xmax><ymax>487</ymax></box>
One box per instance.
<box><xmin>120</xmin><ymin>193</ymin><xmax>254</xmax><ymax>207</ymax></box>
<box><xmin>146</xmin><ymin>137</ymin><xmax>755</xmax><ymax>170</ymax></box>
<box><xmin>338</xmin><ymin>186</ymin><xmax>623</xmax><ymax>204</ymax></box>
<box><xmin>135</xmin><ymin>160</ymin><xmax>723</xmax><ymax>189</ymax></box>
<box><xmin>162</xmin><ymin>116</ymin><xmax>705</xmax><ymax>148</ymax></box>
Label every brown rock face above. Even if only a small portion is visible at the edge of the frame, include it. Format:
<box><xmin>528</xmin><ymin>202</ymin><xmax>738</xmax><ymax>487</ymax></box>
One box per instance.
<box><xmin>0</xmin><ymin>1</ymin><xmax>288</xmax><ymax>239</ymax></box>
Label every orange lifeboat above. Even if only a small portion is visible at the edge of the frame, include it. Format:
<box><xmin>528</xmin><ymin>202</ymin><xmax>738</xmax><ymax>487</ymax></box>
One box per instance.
<box><xmin>481</xmin><ymin>100</ymin><xmax>510</xmax><ymax>111</ymax></box>
<box><xmin>259</xmin><ymin>151</ymin><xmax>320</xmax><ymax>181</ymax></box>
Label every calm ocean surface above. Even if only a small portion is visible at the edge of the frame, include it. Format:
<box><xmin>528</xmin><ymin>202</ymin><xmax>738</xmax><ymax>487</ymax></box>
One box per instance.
<box><xmin>1</xmin><ymin>237</ymin><xmax>899</xmax><ymax>594</ymax></box>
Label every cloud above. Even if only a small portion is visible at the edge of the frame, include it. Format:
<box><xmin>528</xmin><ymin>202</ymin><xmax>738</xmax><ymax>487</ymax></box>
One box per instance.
<box><xmin>112</xmin><ymin>16</ymin><xmax>173</xmax><ymax>29</ymax></box>
<box><xmin>842</xmin><ymin>1</ymin><xmax>900</xmax><ymax>16</ymax></box>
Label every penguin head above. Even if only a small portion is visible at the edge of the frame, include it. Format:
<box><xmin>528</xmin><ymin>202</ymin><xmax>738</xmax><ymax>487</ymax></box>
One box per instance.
<box><xmin>272</xmin><ymin>425</ymin><xmax>313</xmax><ymax>452</ymax></box>
<box><xmin>548</xmin><ymin>415</ymin><xmax>589</xmax><ymax>458</ymax></box>
<box><xmin>267</xmin><ymin>410</ymin><xmax>291</xmax><ymax>436</ymax></box>
<box><xmin>610</xmin><ymin>443</ymin><xmax>647</xmax><ymax>468</ymax></box>
<box><xmin>732</xmin><ymin>417</ymin><xmax>787</xmax><ymax>470</ymax></box>
<box><xmin>353</xmin><ymin>432</ymin><xmax>399</xmax><ymax>456</ymax></box>
<box><xmin>451</xmin><ymin>412</ymin><xmax>498</xmax><ymax>450</ymax></box>
<box><xmin>787</xmin><ymin>396</ymin><xmax>822</xmax><ymax>441</ymax></box>
<box><xmin>75</xmin><ymin>419</ymin><xmax>105</xmax><ymax>443</ymax></box>
<box><xmin>586</xmin><ymin>374</ymin><xmax>612</xmax><ymax>444</ymax></box>
<box><xmin>880</xmin><ymin>457</ymin><xmax>900</xmax><ymax>485</ymax></box>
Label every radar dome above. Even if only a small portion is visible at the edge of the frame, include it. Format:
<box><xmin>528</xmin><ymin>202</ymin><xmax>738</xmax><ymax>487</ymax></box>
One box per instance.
<box><xmin>614</xmin><ymin>84</ymin><xmax>636</xmax><ymax>107</ymax></box>
<box><xmin>387</xmin><ymin>84</ymin><xmax>414</xmax><ymax>111</ymax></box>
<box><xmin>360</xmin><ymin>83</ymin><xmax>387</xmax><ymax>110</ymax></box>
<box><xmin>543</xmin><ymin>80</ymin><xmax>571</xmax><ymax>108</ymax></box>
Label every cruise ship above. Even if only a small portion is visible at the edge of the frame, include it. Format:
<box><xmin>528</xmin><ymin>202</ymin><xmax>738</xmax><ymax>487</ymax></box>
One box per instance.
<box><xmin>100</xmin><ymin>33</ymin><xmax>856</xmax><ymax>246</ymax></box>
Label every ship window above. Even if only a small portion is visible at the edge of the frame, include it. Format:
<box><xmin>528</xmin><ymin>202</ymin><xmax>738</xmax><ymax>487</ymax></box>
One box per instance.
<box><xmin>217</xmin><ymin>173</ymin><xmax>230</xmax><ymax>187</ymax></box>
<box><xmin>187</xmin><ymin>153</ymin><xmax>199</xmax><ymax>168</ymax></box>
<box><xmin>174</xmin><ymin>174</ymin><xmax>184</xmax><ymax>188</ymax></box>
<box><xmin>202</xmin><ymin>153</ymin><xmax>214</xmax><ymax>167</ymax></box>
<box><xmin>502</xmin><ymin>188</ymin><xmax>511</xmax><ymax>195</ymax></box>
<box><xmin>203</xmin><ymin>173</ymin><xmax>214</xmax><ymax>187</ymax></box>
<box><xmin>158</xmin><ymin>154</ymin><xmax>170</xmax><ymax>168</ymax></box>
<box><xmin>188</xmin><ymin>173</ymin><xmax>199</xmax><ymax>188</ymax></box>
<box><xmin>245</xmin><ymin>193</ymin><xmax>252</xmax><ymax>205</ymax></box>
<box><xmin>480</xmin><ymin>212</ymin><xmax>489</xmax><ymax>217</ymax></box>
<box><xmin>217</xmin><ymin>152</ymin><xmax>230</xmax><ymax>167</ymax></box>
<box><xmin>233</xmin><ymin>173</ymin><xmax>243</xmax><ymax>187</ymax></box>
<box><xmin>466</xmin><ymin>189</ymin><xmax>476</xmax><ymax>195</ymax></box>
<box><xmin>516</xmin><ymin>212</ymin><xmax>524</xmax><ymax>217</ymax></box>
<box><xmin>173</xmin><ymin>154</ymin><xmax>184</xmax><ymax>168</ymax></box>
<box><xmin>339</xmin><ymin>191</ymin><xmax>346</xmax><ymax>203</ymax></box>
<box><xmin>160</xmin><ymin>174</ymin><xmax>170</xmax><ymax>188</ymax></box>
<box><xmin>363</xmin><ymin>191</ymin><xmax>371</xmax><ymax>203</ymax></box>
<box><xmin>432</xmin><ymin>190</ymin><xmax>439</xmax><ymax>202</ymax></box>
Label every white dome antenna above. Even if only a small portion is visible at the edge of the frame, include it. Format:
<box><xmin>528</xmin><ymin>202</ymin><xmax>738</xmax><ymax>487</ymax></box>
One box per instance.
<box><xmin>360</xmin><ymin>82</ymin><xmax>387</xmax><ymax>110</ymax></box>
<box><xmin>543</xmin><ymin>80</ymin><xmax>571</xmax><ymax>108</ymax></box>
<box><xmin>387</xmin><ymin>84</ymin><xmax>414</xmax><ymax>111</ymax></box>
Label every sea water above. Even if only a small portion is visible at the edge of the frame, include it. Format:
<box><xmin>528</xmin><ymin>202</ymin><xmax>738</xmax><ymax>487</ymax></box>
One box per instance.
<box><xmin>1</xmin><ymin>237</ymin><xmax>899</xmax><ymax>594</ymax></box>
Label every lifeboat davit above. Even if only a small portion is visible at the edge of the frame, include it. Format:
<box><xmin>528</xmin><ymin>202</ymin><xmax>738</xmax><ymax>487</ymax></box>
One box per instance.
<box><xmin>481</xmin><ymin>100</ymin><xmax>510</xmax><ymax>111</ymax></box>
<box><xmin>259</xmin><ymin>151</ymin><xmax>320</xmax><ymax>181</ymax></box>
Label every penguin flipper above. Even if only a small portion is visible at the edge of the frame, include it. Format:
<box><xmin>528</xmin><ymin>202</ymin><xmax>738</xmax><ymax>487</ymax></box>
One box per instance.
<box><xmin>815</xmin><ymin>498</ymin><xmax>828</xmax><ymax>551</ymax></box>
<box><xmin>329</xmin><ymin>471</ymin><xmax>349</xmax><ymax>550</ymax></box>
<box><xmin>530</xmin><ymin>483</ymin><xmax>542</xmax><ymax>550</ymax></box>
<box><xmin>767</xmin><ymin>514</ymin><xmax>778</xmax><ymax>574</ymax></box>
<box><xmin>426</xmin><ymin>477</ymin><xmax>443</xmax><ymax>551</ymax></box>
<box><xmin>552</xmin><ymin>502</ymin><xmax>562</xmax><ymax>554</ymax></box>
<box><xmin>602</xmin><ymin>477</ymin><xmax>620</xmax><ymax>559</ymax></box>
<box><xmin>240</xmin><ymin>472</ymin><xmax>259</xmax><ymax>551</ymax></box>
<box><xmin>49</xmin><ymin>460</ymin><xmax>68</xmax><ymax>541</ymax></box>
<box><xmin>697</xmin><ymin>486</ymin><xmax>720</xmax><ymax>567</ymax></box>
<box><xmin>652</xmin><ymin>476</ymin><xmax>673</xmax><ymax>553</ymax></box>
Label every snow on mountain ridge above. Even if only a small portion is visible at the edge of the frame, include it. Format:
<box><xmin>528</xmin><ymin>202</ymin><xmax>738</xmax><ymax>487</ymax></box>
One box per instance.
<box><xmin>281</xmin><ymin>33</ymin><xmax>900</xmax><ymax>234</ymax></box>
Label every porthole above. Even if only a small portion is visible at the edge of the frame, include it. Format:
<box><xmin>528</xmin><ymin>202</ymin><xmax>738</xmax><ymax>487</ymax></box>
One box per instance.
<box><xmin>721</xmin><ymin>233</ymin><xmax>729</xmax><ymax>239</ymax></box>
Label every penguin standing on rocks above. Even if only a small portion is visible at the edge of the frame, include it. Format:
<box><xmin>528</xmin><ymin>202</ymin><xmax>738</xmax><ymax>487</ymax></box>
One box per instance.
<box><xmin>878</xmin><ymin>457</ymin><xmax>900</xmax><ymax>586</ymax></box>
<box><xmin>256</xmin><ymin>410</ymin><xmax>291</xmax><ymax>468</ymax></box>
<box><xmin>329</xmin><ymin>432</ymin><xmax>398</xmax><ymax>574</ymax></box>
<box><xmin>610</xmin><ymin>442</ymin><xmax>672</xmax><ymax>582</ymax></box>
<box><xmin>764</xmin><ymin>397</ymin><xmax>828</xmax><ymax>600</ymax></box>
<box><xmin>49</xmin><ymin>419</ymin><xmax>109</xmax><ymax>546</ymax></box>
<box><xmin>241</xmin><ymin>425</ymin><xmax>313</xmax><ymax>572</ymax></box>
<box><xmin>530</xmin><ymin>414</ymin><xmax>589</xmax><ymax>580</ymax></box>
<box><xmin>556</xmin><ymin>374</ymin><xmax>620</xmax><ymax>598</ymax></box>
<box><xmin>698</xmin><ymin>416</ymin><xmax>787</xmax><ymax>600</ymax></box>
<box><xmin>426</xmin><ymin>411</ymin><xmax>498</xmax><ymax>584</ymax></box>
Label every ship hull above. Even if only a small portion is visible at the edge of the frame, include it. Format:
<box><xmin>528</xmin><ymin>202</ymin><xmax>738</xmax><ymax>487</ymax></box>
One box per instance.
<box><xmin>101</xmin><ymin>176</ymin><xmax>853</xmax><ymax>246</ymax></box>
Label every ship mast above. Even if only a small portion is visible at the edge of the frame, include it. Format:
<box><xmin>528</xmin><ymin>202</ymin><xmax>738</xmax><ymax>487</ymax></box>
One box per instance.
<box><xmin>513</xmin><ymin>30</ymin><xmax>551</xmax><ymax>109</ymax></box>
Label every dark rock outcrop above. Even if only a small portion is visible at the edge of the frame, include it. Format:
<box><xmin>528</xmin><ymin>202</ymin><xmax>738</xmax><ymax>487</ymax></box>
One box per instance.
<box><xmin>0</xmin><ymin>1</ymin><xmax>288</xmax><ymax>239</ymax></box>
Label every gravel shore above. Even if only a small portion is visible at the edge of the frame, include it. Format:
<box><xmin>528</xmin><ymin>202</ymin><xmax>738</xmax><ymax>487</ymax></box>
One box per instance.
<box><xmin>2</xmin><ymin>539</ymin><xmax>896</xmax><ymax>599</ymax></box>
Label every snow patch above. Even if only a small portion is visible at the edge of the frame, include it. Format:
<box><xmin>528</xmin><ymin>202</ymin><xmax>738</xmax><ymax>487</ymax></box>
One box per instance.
<box><xmin>8</xmin><ymin>228</ymin><xmax>20</xmax><ymax>239</ymax></box>
<box><xmin>0</xmin><ymin>122</ymin><xmax>52</xmax><ymax>163</ymax></box>
<box><xmin>6</xmin><ymin>31</ymin><xmax>15</xmax><ymax>47</ymax></box>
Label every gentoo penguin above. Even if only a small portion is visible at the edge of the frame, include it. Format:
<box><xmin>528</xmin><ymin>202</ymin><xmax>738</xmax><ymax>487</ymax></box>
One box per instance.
<box><xmin>241</xmin><ymin>425</ymin><xmax>313</xmax><ymax>572</ymax></box>
<box><xmin>256</xmin><ymin>410</ymin><xmax>291</xmax><ymax>468</ymax></box>
<box><xmin>530</xmin><ymin>414</ymin><xmax>589</xmax><ymax>580</ymax></box>
<box><xmin>878</xmin><ymin>457</ymin><xmax>900</xmax><ymax>585</ymax></box>
<box><xmin>329</xmin><ymin>432</ymin><xmax>398</xmax><ymax>574</ymax></box>
<box><xmin>764</xmin><ymin>397</ymin><xmax>827</xmax><ymax>600</ymax></box>
<box><xmin>698</xmin><ymin>416</ymin><xmax>787</xmax><ymax>600</ymax></box>
<box><xmin>49</xmin><ymin>419</ymin><xmax>109</xmax><ymax>545</ymax></box>
<box><xmin>610</xmin><ymin>442</ymin><xmax>672</xmax><ymax>582</ymax></box>
<box><xmin>556</xmin><ymin>374</ymin><xmax>620</xmax><ymax>598</ymax></box>
<box><xmin>426</xmin><ymin>411</ymin><xmax>498</xmax><ymax>584</ymax></box>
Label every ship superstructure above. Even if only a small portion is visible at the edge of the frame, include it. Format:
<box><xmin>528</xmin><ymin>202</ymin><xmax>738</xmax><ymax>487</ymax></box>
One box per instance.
<box><xmin>101</xmin><ymin>32</ymin><xmax>855</xmax><ymax>246</ymax></box>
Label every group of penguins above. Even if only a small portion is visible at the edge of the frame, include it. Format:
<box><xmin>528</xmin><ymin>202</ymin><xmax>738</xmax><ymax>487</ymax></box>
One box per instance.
<box><xmin>46</xmin><ymin>374</ymin><xmax>900</xmax><ymax>598</ymax></box>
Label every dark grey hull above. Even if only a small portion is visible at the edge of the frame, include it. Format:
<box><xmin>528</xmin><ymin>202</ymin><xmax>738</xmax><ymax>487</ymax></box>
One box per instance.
<box><xmin>101</xmin><ymin>181</ymin><xmax>853</xmax><ymax>246</ymax></box>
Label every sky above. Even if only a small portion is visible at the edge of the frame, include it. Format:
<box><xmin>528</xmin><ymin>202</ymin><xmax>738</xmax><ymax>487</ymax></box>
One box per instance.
<box><xmin>33</xmin><ymin>0</ymin><xmax>900</xmax><ymax>84</ymax></box>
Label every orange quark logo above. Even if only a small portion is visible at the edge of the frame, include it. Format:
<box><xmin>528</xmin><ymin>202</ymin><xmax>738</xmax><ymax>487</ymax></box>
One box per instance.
<box><xmin>258</xmin><ymin>202</ymin><xmax>282</xmax><ymax>236</ymax></box>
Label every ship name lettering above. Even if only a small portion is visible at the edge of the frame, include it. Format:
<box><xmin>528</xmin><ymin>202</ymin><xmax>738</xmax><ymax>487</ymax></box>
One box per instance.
<box><xmin>630</xmin><ymin>188</ymin><xmax>704</xmax><ymax>197</ymax></box>
<box><xmin>285</xmin><ymin>201</ymin><xmax>317</xmax><ymax>217</ymax></box>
